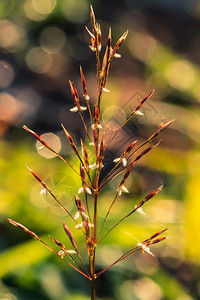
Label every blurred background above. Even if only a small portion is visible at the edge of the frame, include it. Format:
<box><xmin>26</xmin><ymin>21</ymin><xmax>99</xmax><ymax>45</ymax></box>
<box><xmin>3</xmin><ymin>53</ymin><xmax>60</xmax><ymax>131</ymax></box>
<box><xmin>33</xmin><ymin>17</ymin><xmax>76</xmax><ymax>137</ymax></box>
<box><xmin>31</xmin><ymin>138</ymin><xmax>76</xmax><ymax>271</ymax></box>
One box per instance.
<box><xmin>0</xmin><ymin>0</ymin><xmax>200</xmax><ymax>299</ymax></box>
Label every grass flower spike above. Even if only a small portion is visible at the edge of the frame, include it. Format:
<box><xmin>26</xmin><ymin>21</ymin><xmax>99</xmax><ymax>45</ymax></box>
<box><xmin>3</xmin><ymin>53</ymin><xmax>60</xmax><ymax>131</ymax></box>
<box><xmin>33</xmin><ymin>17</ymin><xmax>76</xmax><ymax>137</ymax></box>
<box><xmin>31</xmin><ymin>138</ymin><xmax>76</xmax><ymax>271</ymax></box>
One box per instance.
<box><xmin>8</xmin><ymin>6</ymin><xmax>174</xmax><ymax>300</ymax></box>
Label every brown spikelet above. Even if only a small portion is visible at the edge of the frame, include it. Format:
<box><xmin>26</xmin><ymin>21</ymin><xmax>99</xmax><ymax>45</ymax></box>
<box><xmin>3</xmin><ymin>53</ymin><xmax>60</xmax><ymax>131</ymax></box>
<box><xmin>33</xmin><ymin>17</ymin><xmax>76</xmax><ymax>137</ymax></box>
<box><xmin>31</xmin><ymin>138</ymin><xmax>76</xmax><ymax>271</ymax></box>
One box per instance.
<box><xmin>23</xmin><ymin>125</ymin><xmax>55</xmax><ymax>154</ymax></box>
<box><xmin>23</xmin><ymin>125</ymin><xmax>42</xmax><ymax>142</ymax></box>
<box><xmin>85</xmin><ymin>25</ymin><xmax>96</xmax><ymax>51</ymax></box>
<box><xmin>131</xmin><ymin>89</ymin><xmax>155</xmax><ymax>117</ymax></box>
<box><xmin>63</xmin><ymin>220</ymin><xmax>90</xmax><ymax>278</ymax></box>
<box><xmin>80</xmin><ymin>162</ymin><xmax>86</xmax><ymax>181</ymax></box>
<box><xmin>151</xmin><ymin>236</ymin><xmax>167</xmax><ymax>245</ymax></box>
<box><xmin>96</xmin><ymin>23</ymin><xmax>102</xmax><ymax>50</ymax></box>
<box><xmin>8</xmin><ymin>219</ymin><xmax>39</xmax><ymax>240</ymax></box>
<box><xmin>80</xmin><ymin>66</ymin><xmax>89</xmax><ymax>101</ymax></box>
<box><xmin>136</xmin><ymin>185</ymin><xmax>163</xmax><ymax>209</ymax></box>
<box><xmin>23</xmin><ymin>125</ymin><xmax>89</xmax><ymax>184</ymax></box>
<box><xmin>94</xmin><ymin>135</ymin><xmax>104</xmax><ymax>189</ymax></box>
<box><xmin>149</xmin><ymin>228</ymin><xmax>168</xmax><ymax>240</ymax></box>
<box><xmin>142</xmin><ymin>228</ymin><xmax>168</xmax><ymax>244</ymax></box>
<box><xmin>93</xmin><ymin>105</ymin><xmax>100</xmax><ymax>125</ymax></box>
<box><xmin>124</xmin><ymin>140</ymin><xmax>137</xmax><ymax>155</ymax></box>
<box><xmin>90</xmin><ymin>5</ymin><xmax>96</xmax><ymax>30</ymax></box>
<box><xmin>158</xmin><ymin>118</ymin><xmax>175</xmax><ymax>132</ymax></box>
<box><xmin>75</xmin><ymin>195</ymin><xmax>87</xmax><ymax>217</ymax></box>
<box><xmin>8</xmin><ymin>219</ymin><xmax>59</xmax><ymax>256</ymax></box>
<box><xmin>118</xmin><ymin>162</ymin><xmax>134</xmax><ymax>190</ymax></box>
<box><xmin>98</xmin><ymin>184</ymin><xmax>164</xmax><ymax>244</ymax></box>
<box><xmin>26</xmin><ymin>165</ymin><xmax>81</xmax><ymax>222</ymax></box>
<box><xmin>75</xmin><ymin>194</ymin><xmax>83</xmax><ymax>211</ymax></box>
<box><xmin>81</xmin><ymin>139</ymin><xmax>89</xmax><ymax>173</ymax></box>
<box><xmin>112</xmin><ymin>30</ymin><xmax>128</xmax><ymax>57</ymax></box>
<box><xmin>97</xmin><ymin>134</ymin><xmax>104</xmax><ymax>169</ymax></box>
<box><xmin>74</xmin><ymin>195</ymin><xmax>91</xmax><ymax>255</ymax></box>
<box><xmin>144</xmin><ymin>119</ymin><xmax>174</xmax><ymax>145</ymax></box>
<box><xmin>107</xmin><ymin>27</ymin><xmax>112</xmax><ymax>48</ymax></box>
<box><xmin>69</xmin><ymin>80</ymin><xmax>84</xmax><ymax>113</ymax></box>
<box><xmin>69</xmin><ymin>80</ymin><xmax>79</xmax><ymax>103</ymax></box>
<box><xmin>79</xmin><ymin>163</ymin><xmax>92</xmax><ymax>194</ymax></box>
<box><xmin>26</xmin><ymin>165</ymin><xmax>47</xmax><ymax>189</ymax></box>
<box><xmin>101</xmin><ymin>27</ymin><xmax>112</xmax><ymax>80</ymax></box>
<box><xmin>104</xmin><ymin>90</ymin><xmax>156</xmax><ymax>151</ymax></box>
<box><xmin>63</xmin><ymin>221</ymin><xmax>78</xmax><ymax>251</ymax></box>
<box><xmin>61</xmin><ymin>124</ymin><xmax>79</xmax><ymax>156</ymax></box>
<box><xmin>49</xmin><ymin>236</ymin><xmax>65</xmax><ymax>248</ymax></box>
<box><xmin>85</xmin><ymin>26</ymin><xmax>95</xmax><ymax>39</ymax></box>
<box><xmin>134</xmin><ymin>140</ymin><xmax>160</xmax><ymax>162</ymax></box>
<box><xmin>74</xmin><ymin>194</ymin><xmax>90</xmax><ymax>243</ymax></box>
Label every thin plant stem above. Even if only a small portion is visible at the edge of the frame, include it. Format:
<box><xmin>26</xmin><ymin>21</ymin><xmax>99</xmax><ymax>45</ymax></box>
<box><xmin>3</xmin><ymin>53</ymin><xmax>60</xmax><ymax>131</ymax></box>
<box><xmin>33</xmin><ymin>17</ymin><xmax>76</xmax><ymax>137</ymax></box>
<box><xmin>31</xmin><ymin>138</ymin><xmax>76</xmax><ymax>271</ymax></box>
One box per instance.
<box><xmin>61</xmin><ymin>124</ymin><xmax>92</xmax><ymax>184</ymax></box>
<box><xmin>97</xmin><ymin>192</ymin><xmax>118</xmax><ymax>241</ymax></box>
<box><xmin>99</xmin><ymin>141</ymin><xmax>160</xmax><ymax>192</ymax></box>
<box><xmin>100</xmin><ymin>118</ymin><xmax>174</xmax><ymax>189</ymax></box>
<box><xmin>104</xmin><ymin>90</ymin><xmax>155</xmax><ymax>151</ymax></box>
<box><xmin>96</xmin><ymin>248</ymin><xmax>140</xmax><ymax>278</ymax></box>
<box><xmin>87</xmin><ymin>100</ymin><xmax>93</xmax><ymax>128</ymax></box>
<box><xmin>91</xmin><ymin>276</ymin><xmax>96</xmax><ymax>300</ymax></box>
<box><xmin>84</xmin><ymin>193</ymin><xmax>92</xmax><ymax>223</ymax></box>
<box><xmin>98</xmin><ymin>186</ymin><xmax>163</xmax><ymax>244</ymax></box>
<box><xmin>23</xmin><ymin>125</ymin><xmax>93</xmax><ymax>190</ymax></box>
<box><xmin>79</xmin><ymin>110</ymin><xmax>93</xmax><ymax>145</ymax></box>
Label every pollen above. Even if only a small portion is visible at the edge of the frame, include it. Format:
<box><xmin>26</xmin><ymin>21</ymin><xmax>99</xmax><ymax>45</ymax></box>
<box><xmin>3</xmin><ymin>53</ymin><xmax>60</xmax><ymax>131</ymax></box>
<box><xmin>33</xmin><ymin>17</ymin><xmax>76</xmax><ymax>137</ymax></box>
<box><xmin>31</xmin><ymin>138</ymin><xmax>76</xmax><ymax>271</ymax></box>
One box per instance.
<box><xmin>117</xmin><ymin>185</ymin><xmax>129</xmax><ymax>196</ymax></box>
<box><xmin>137</xmin><ymin>243</ymin><xmax>154</xmax><ymax>257</ymax></box>
<box><xmin>135</xmin><ymin>206</ymin><xmax>146</xmax><ymax>215</ymax></box>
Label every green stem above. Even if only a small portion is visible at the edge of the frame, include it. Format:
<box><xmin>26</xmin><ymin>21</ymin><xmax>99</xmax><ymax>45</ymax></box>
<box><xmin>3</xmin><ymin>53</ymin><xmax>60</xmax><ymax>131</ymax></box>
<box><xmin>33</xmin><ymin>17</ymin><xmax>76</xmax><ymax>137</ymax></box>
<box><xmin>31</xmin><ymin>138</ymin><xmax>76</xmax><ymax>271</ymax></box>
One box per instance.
<box><xmin>91</xmin><ymin>275</ymin><xmax>96</xmax><ymax>300</ymax></box>
<box><xmin>90</xmin><ymin>189</ymin><xmax>98</xmax><ymax>299</ymax></box>
<box><xmin>89</xmin><ymin>244</ymin><xmax>96</xmax><ymax>300</ymax></box>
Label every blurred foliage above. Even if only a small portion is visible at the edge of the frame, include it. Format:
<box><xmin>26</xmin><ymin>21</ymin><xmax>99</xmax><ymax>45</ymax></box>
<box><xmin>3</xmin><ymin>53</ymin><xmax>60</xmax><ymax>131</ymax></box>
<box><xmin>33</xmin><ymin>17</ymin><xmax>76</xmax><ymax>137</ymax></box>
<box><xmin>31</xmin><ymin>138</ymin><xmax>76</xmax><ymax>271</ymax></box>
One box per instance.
<box><xmin>1</xmin><ymin>0</ymin><xmax>200</xmax><ymax>299</ymax></box>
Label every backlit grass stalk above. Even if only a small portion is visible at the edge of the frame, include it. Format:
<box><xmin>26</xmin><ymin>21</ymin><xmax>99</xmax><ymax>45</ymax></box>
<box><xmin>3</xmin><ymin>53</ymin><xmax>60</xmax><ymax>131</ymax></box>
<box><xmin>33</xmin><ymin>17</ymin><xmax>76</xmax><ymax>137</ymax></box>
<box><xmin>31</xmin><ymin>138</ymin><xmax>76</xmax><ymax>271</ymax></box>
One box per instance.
<box><xmin>8</xmin><ymin>6</ymin><xmax>174</xmax><ymax>300</ymax></box>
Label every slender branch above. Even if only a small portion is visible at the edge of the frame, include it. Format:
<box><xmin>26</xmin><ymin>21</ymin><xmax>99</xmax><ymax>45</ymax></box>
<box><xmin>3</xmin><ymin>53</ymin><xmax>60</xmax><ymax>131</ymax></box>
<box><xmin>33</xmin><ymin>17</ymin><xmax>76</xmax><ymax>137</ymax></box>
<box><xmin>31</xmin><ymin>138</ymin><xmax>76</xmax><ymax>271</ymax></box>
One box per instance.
<box><xmin>49</xmin><ymin>235</ymin><xmax>85</xmax><ymax>273</ymax></box>
<box><xmin>100</xmin><ymin>118</ymin><xmax>174</xmax><ymax>190</ymax></box>
<box><xmin>63</xmin><ymin>221</ymin><xmax>90</xmax><ymax>278</ymax></box>
<box><xmin>8</xmin><ymin>219</ymin><xmax>91</xmax><ymax>279</ymax></box>
<box><xmin>104</xmin><ymin>90</ymin><xmax>155</xmax><ymax>150</ymax></box>
<box><xmin>99</xmin><ymin>141</ymin><xmax>160</xmax><ymax>192</ymax></box>
<box><xmin>23</xmin><ymin>125</ymin><xmax>93</xmax><ymax>190</ymax></box>
<box><xmin>80</xmin><ymin>65</ymin><xmax>93</xmax><ymax>129</ymax></box>
<box><xmin>61</xmin><ymin>124</ymin><xmax>92</xmax><ymax>184</ymax></box>
<box><xmin>97</xmin><ymin>192</ymin><xmax>118</xmax><ymax>241</ymax></box>
<box><xmin>96</xmin><ymin>229</ymin><xmax>168</xmax><ymax>278</ymax></box>
<box><xmin>68</xmin><ymin>262</ymin><xmax>91</xmax><ymax>280</ymax></box>
<box><xmin>96</xmin><ymin>247</ymin><xmax>140</xmax><ymax>278</ymax></box>
<box><xmin>79</xmin><ymin>111</ymin><xmax>93</xmax><ymax>145</ymax></box>
<box><xmin>26</xmin><ymin>166</ymin><xmax>88</xmax><ymax>238</ymax></box>
<box><xmin>98</xmin><ymin>186</ymin><xmax>163</xmax><ymax>244</ymax></box>
<box><xmin>84</xmin><ymin>192</ymin><xmax>92</xmax><ymax>224</ymax></box>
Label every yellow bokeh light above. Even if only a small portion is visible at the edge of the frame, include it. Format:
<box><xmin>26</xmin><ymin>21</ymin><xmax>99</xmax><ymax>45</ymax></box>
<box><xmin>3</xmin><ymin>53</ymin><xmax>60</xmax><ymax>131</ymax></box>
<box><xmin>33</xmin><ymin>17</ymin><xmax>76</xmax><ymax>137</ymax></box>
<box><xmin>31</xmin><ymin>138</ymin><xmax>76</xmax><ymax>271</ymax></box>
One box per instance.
<box><xmin>0</xmin><ymin>93</ymin><xmax>20</xmax><ymax>124</ymax></box>
<box><xmin>61</xmin><ymin>0</ymin><xmax>88</xmax><ymax>23</ymax></box>
<box><xmin>0</xmin><ymin>61</ymin><xmax>15</xmax><ymax>88</ymax></box>
<box><xmin>40</xmin><ymin>27</ymin><xmax>66</xmax><ymax>54</ymax></box>
<box><xmin>24</xmin><ymin>0</ymin><xmax>47</xmax><ymax>21</ymax></box>
<box><xmin>128</xmin><ymin>33</ymin><xmax>158</xmax><ymax>62</ymax></box>
<box><xmin>36</xmin><ymin>133</ymin><xmax>61</xmax><ymax>158</ymax></box>
<box><xmin>32</xmin><ymin>0</ymin><xmax>56</xmax><ymax>14</ymax></box>
<box><xmin>193</xmin><ymin>83</ymin><xmax>200</xmax><ymax>102</ymax></box>
<box><xmin>102</xmin><ymin>105</ymin><xmax>126</xmax><ymax>124</ymax></box>
<box><xmin>0</xmin><ymin>20</ymin><xmax>26</xmax><ymax>52</ymax></box>
<box><xmin>25</xmin><ymin>47</ymin><xmax>53</xmax><ymax>74</ymax></box>
<box><xmin>1</xmin><ymin>293</ymin><xmax>18</xmax><ymax>300</ymax></box>
<box><xmin>165</xmin><ymin>60</ymin><xmax>196</xmax><ymax>90</ymax></box>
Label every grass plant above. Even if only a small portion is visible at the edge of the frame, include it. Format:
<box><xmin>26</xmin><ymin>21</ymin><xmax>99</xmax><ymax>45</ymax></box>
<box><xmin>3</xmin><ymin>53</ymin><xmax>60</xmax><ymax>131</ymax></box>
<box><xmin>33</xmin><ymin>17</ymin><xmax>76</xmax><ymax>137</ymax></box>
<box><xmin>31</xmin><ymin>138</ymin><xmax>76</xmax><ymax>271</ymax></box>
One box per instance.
<box><xmin>8</xmin><ymin>6</ymin><xmax>174</xmax><ymax>299</ymax></box>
